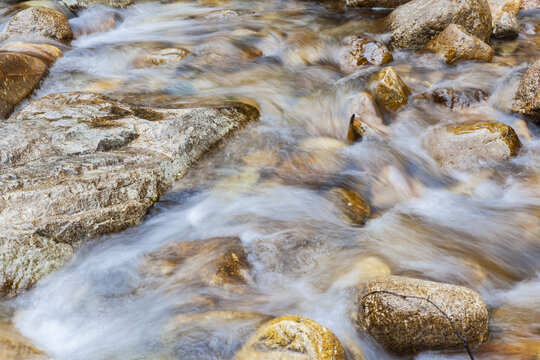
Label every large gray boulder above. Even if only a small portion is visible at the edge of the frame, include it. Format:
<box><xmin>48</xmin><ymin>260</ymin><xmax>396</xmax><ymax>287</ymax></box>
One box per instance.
<box><xmin>0</xmin><ymin>53</ymin><xmax>47</xmax><ymax>120</ymax></box>
<box><xmin>0</xmin><ymin>7</ymin><xmax>73</xmax><ymax>42</ymax></box>
<box><xmin>0</xmin><ymin>92</ymin><xmax>259</xmax><ymax>297</ymax></box>
<box><xmin>388</xmin><ymin>0</ymin><xmax>492</xmax><ymax>49</ymax></box>
<box><xmin>60</xmin><ymin>0</ymin><xmax>132</xmax><ymax>12</ymax></box>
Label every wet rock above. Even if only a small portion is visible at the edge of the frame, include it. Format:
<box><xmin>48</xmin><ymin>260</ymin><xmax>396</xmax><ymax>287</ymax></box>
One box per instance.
<box><xmin>0</xmin><ymin>53</ymin><xmax>47</xmax><ymax>119</ymax></box>
<box><xmin>345</xmin><ymin>0</ymin><xmax>412</xmax><ymax>8</ymax></box>
<box><xmin>59</xmin><ymin>0</ymin><xmax>132</xmax><ymax>12</ymax></box>
<box><xmin>328</xmin><ymin>187</ymin><xmax>371</xmax><ymax>225</ymax></box>
<box><xmin>346</xmin><ymin>92</ymin><xmax>387</xmax><ymax>141</ymax></box>
<box><xmin>388</xmin><ymin>0</ymin><xmax>492</xmax><ymax>49</ymax></box>
<box><xmin>132</xmin><ymin>48</ymin><xmax>190</xmax><ymax>69</ymax></box>
<box><xmin>0</xmin><ymin>41</ymin><xmax>62</xmax><ymax>64</ymax></box>
<box><xmin>492</xmin><ymin>11</ymin><xmax>521</xmax><ymax>37</ymax></box>
<box><xmin>0</xmin><ymin>92</ymin><xmax>259</xmax><ymax>297</ymax></box>
<box><xmin>355</xmin><ymin>276</ymin><xmax>489</xmax><ymax>353</ymax></box>
<box><xmin>339</xmin><ymin>37</ymin><xmax>393</xmax><ymax>72</ymax></box>
<box><xmin>424</xmin><ymin>24</ymin><xmax>494</xmax><ymax>64</ymax></box>
<box><xmin>424</xmin><ymin>120</ymin><xmax>521</xmax><ymax>168</ymax></box>
<box><xmin>0</xmin><ymin>321</ymin><xmax>50</xmax><ymax>359</ymax></box>
<box><xmin>0</xmin><ymin>7</ymin><xmax>73</xmax><ymax>42</ymax></box>
<box><xmin>204</xmin><ymin>10</ymin><xmax>240</xmax><ymax>20</ymax></box>
<box><xmin>373</xmin><ymin>66</ymin><xmax>410</xmax><ymax>111</ymax></box>
<box><xmin>512</xmin><ymin>59</ymin><xmax>540</xmax><ymax>122</ymax></box>
<box><xmin>163</xmin><ymin>311</ymin><xmax>272</xmax><ymax>359</ymax></box>
<box><xmin>143</xmin><ymin>237</ymin><xmax>252</xmax><ymax>288</ymax></box>
<box><xmin>234</xmin><ymin>315</ymin><xmax>346</xmax><ymax>360</ymax></box>
<box><xmin>415</xmin><ymin>88</ymin><xmax>488</xmax><ymax>109</ymax></box>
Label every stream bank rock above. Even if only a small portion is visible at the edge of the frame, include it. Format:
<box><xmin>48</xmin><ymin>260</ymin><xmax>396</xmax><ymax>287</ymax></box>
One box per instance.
<box><xmin>0</xmin><ymin>91</ymin><xmax>259</xmax><ymax>297</ymax></box>
<box><xmin>234</xmin><ymin>315</ymin><xmax>347</xmax><ymax>360</ymax></box>
<box><xmin>388</xmin><ymin>0</ymin><xmax>492</xmax><ymax>49</ymax></box>
<box><xmin>424</xmin><ymin>24</ymin><xmax>494</xmax><ymax>64</ymax></box>
<box><xmin>0</xmin><ymin>53</ymin><xmax>47</xmax><ymax>120</ymax></box>
<box><xmin>0</xmin><ymin>7</ymin><xmax>73</xmax><ymax>42</ymax></box>
<box><xmin>355</xmin><ymin>276</ymin><xmax>489</xmax><ymax>353</ymax></box>
<box><xmin>512</xmin><ymin>59</ymin><xmax>540</xmax><ymax>122</ymax></box>
<box><xmin>60</xmin><ymin>0</ymin><xmax>132</xmax><ymax>12</ymax></box>
<box><xmin>424</xmin><ymin>120</ymin><xmax>521</xmax><ymax>168</ymax></box>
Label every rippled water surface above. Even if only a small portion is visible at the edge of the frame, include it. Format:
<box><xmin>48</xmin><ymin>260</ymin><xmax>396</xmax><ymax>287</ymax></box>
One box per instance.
<box><xmin>2</xmin><ymin>0</ymin><xmax>540</xmax><ymax>359</ymax></box>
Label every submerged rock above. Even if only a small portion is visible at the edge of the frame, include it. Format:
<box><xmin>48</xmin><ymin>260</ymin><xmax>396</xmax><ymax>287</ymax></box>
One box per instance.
<box><xmin>142</xmin><ymin>237</ymin><xmax>252</xmax><ymax>288</ymax></box>
<box><xmin>424</xmin><ymin>24</ymin><xmax>494</xmax><ymax>64</ymax></box>
<box><xmin>415</xmin><ymin>88</ymin><xmax>488</xmax><ymax>109</ymax></box>
<box><xmin>424</xmin><ymin>120</ymin><xmax>521</xmax><ymax>168</ymax></box>
<box><xmin>345</xmin><ymin>0</ymin><xmax>411</xmax><ymax>7</ymax></box>
<box><xmin>60</xmin><ymin>0</ymin><xmax>132</xmax><ymax>12</ymax></box>
<box><xmin>512</xmin><ymin>59</ymin><xmax>540</xmax><ymax>122</ymax></box>
<box><xmin>0</xmin><ymin>92</ymin><xmax>259</xmax><ymax>297</ymax></box>
<box><xmin>355</xmin><ymin>276</ymin><xmax>489</xmax><ymax>353</ymax></box>
<box><xmin>339</xmin><ymin>37</ymin><xmax>393</xmax><ymax>72</ymax></box>
<box><xmin>328</xmin><ymin>187</ymin><xmax>371</xmax><ymax>225</ymax></box>
<box><xmin>373</xmin><ymin>66</ymin><xmax>410</xmax><ymax>111</ymax></box>
<box><xmin>132</xmin><ymin>48</ymin><xmax>190</xmax><ymax>69</ymax></box>
<box><xmin>0</xmin><ymin>53</ymin><xmax>47</xmax><ymax>119</ymax></box>
<box><xmin>0</xmin><ymin>41</ymin><xmax>62</xmax><ymax>64</ymax></box>
<box><xmin>234</xmin><ymin>315</ymin><xmax>346</xmax><ymax>360</ymax></box>
<box><xmin>388</xmin><ymin>0</ymin><xmax>492</xmax><ymax>49</ymax></box>
<box><xmin>0</xmin><ymin>321</ymin><xmax>50</xmax><ymax>359</ymax></box>
<box><xmin>0</xmin><ymin>7</ymin><xmax>73</xmax><ymax>42</ymax></box>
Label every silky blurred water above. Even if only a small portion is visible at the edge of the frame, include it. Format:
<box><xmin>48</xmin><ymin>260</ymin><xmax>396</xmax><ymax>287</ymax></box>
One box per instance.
<box><xmin>1</xmin><ymin>0</ymin><xmax>539</xmax><ymax>359</ymax></box>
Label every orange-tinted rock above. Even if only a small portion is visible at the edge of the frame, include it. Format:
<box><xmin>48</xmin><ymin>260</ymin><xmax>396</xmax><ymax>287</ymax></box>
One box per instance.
<box><xmin>0</xmin><ymin>41</ymin><xmax>62</xmax><ymax>64</ymax></box>
<box><xmin>328</xmin><ymin>187</ymin><xmax>371</xmax><ymax>225</ymax></box>
<box><xmin>373</xmin><ymin>66</ymin><xmax>411</xmax><ymax>111</ymax></box>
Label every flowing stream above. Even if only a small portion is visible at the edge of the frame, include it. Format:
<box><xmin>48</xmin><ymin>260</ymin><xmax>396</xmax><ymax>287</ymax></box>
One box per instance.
<box><xmin>1</xmin><ymin>0</ymin><xmax>539</xmax><ymax>359</ymax></box>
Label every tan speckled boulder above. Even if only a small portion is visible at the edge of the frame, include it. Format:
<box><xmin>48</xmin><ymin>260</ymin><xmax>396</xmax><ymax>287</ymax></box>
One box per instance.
<box><xmin>388</xmin><ymin>0</ymin><xmax>492</xmax><ymax>49</ymax></box>
<box><xmin>234</xmin><ymin>315</ymin><xmax>346</xmax><ymax>360</ymax></box>
<box><xmin>512</xmin><ymin>59</ymin><xmax>540</xmax><ymax>122</ymax></box>
<box><xmin>373</xmin><ymin>66</ymin><xmax>410</xmax><ymax>111</ymax></box>
<box><xmin>0</xmin><ymin>53</ymin><xmax>47</xmax><ymax>119</ymax></box>
<box><xmin>424</xmin><ymin>120</ymin><xmax>521</xmax><ymax>168</ymax></box>
<box><xmin>0</xmin><ymin>7</ymin><xmax>73</xmax><ymax>42</ymax></box>
<box><xmin>424</xmin><ymin>24</ymin><xmax>494</xmax><ymax>64</ymax></box>
<box><xmin>355</xmin><ymin>276</ymin><xmax>489</xmax><ymax>353</ymax></box>
<box><xmin>60</xmin><ymin>0</ymin><xmax>132</xmax><ymax>12</ymax></box>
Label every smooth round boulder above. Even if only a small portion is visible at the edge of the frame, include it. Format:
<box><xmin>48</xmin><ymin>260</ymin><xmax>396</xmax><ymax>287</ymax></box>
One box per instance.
<box><xmin>0</xmin><ymin>53</ymin><xmax>47</xmax><ymax>119</ymax></box>
<box><xmin>234</xmin><ymin>315</ymin><xmax>346</xmax><ymax>360</ymax></box>
<box><xmin>423</xmin><ymin>120</ymin><xmax>521</xmax><ymax>168</ymax></box>
<box><xmin>0</xmin><ymin>42</ymin><xmax>62</xmax><ymax>64</ymax></box>
<box><xmin>355</xmin><ymin>276</ymin><xmax>489</xmax><ymax>353</ymax></box>
<box><xmin>512</xmin><ymin>59</ymin><xmax>540</xmax><ymax>122</ymax></box>
<box><xmin>373</xmin><ymin>66</ymin><xmax>410</xmax><ymax>111</ymax></box>
<box><xmin>424</xmin><ymin>24</ymin><xmax>494</xmax><ymax>64</ymax></box>
<box><xmin>388</xmin><ymin>0</ymin><xmax>492</xmax><ymax>49</ymax></box>
<box><xmin>0</xmin><ymin>7</ymin><xmax>73</xmax><ymax>42</ymax></box>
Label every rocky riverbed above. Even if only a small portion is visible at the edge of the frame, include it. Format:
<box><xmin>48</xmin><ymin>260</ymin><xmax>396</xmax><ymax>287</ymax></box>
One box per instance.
<box><xmin>0</xmin><ymin>0</ymin><xmax>539</xmax><ymax>359</ymax></box>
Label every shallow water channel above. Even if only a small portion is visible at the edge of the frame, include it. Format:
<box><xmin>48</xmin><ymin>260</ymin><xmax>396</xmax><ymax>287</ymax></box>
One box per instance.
<box><xmin>1</xmin><ymin>0</ymin><xmax>539</xmax><ymax>359</ymax></box>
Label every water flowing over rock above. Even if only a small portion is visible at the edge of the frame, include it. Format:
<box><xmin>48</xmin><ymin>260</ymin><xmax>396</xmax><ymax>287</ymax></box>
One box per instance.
<box><xmin>355</xmin><ymin>276</ymin><xmax>489</xmax><ymax>353</ymax></box>
<box><xmin>345</xmin><ymin>0</ymin><xmax>411</xmax><ymax>7</ymax></box>
<box><xmin>0</xmin><ymin>7</ymin><xmax>73</xmax><ymax>42</ymax></box>
<box><xmin>423</xmin><ymin>120</ymin><xmax>521</xmax><ymax>168</ymax></box>
<box><xmin>0</xmin><ymin>42</ymin><xmax>62</xmax><ymax>64</ymax></box>
<box><xmin>512</xmin><ymin>59</ymin><xmax>540</xmax><ymax>122</ymax></box>
<box><xmin>0</xmin><ymin>321</ymin><xmax>50</xmax><ymax>359</ymax></box>
<box><xmin>0</xmin><ymin>92</ymin><xmax>259</xmax><ymax>297</ymax></box>
<box><xmin>415</xmin><ymin>88</ymin><xmax>488</xmax><ymax>109</ymax></box>
<box><xmin>328</xmin><ymin>187</ymin><xmax>371</xmax><ymax>225</ymax></box>
<box><xmin>60</xmin><ymin>0</ymin><xmax>132</xmax><ymax>12</ymax></box>
<box><xmin>0</xmin><ymin>53</ymin><xmax>47</xmax><ymax>120</ymax></box>
<box><xmin>373</xmin><ymin>66</ymin><xmax>410</xmax><ymax>111</ymax></box>
<box><xmin>424</xmin><ymin>24</ymin><xmax>494</xmax><ymax>64</ymax></box>
<box><xmin>388</xmin><ymin>0</ymin><xmax>492</xmax><ymax>49</ymax></box>
<box><xmin>339</xmin><ymin>37</ymin><xmax>393</xmax><ymax>72</ymax></box>
<box><xmin>234</xmin><ymin>315</ymin><xmax>347</xmax><ymax>360</ymax></box>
